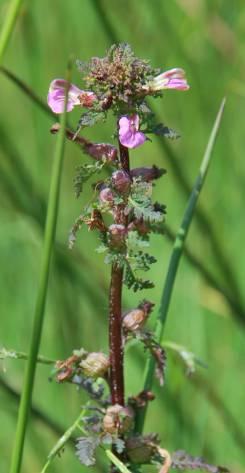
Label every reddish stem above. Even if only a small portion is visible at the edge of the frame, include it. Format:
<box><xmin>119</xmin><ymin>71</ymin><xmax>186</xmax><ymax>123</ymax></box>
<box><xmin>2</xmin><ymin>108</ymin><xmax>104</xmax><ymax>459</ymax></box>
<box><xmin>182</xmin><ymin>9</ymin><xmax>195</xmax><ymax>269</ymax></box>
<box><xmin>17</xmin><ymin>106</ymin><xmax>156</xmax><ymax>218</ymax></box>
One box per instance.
<box><xmin>109</xmin><ymin>263</ymin><xmax>124</xmax><ymax>405</ymax></box>
<box><xmin>109</xmin><ymin>142</ymin><xmax>130</xmax><ymax>406</ymax></box>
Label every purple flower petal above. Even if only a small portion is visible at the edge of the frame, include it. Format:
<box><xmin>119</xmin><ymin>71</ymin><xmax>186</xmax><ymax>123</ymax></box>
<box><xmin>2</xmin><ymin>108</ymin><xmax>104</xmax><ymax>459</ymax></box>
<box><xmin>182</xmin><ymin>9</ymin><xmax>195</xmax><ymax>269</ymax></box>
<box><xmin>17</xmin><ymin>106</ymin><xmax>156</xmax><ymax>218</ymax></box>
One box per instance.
<box><xmin>119</xmin><ymin>115</ymin><xmax>146</xmax><ymax>149</ymax></box>
<box><xmin>47</xmin><ymin>79</ymin><xmax>83</xmax><ymax>113</ymax></box>
<box><xmin>47</xmin><ymin>79</ymin><xmax>96</xmax><ymax>114</ymax></box>
<box><xmin>143</xmin><ymin>68</ymin><xmax>190</xmax><ymax>92</ymax></box>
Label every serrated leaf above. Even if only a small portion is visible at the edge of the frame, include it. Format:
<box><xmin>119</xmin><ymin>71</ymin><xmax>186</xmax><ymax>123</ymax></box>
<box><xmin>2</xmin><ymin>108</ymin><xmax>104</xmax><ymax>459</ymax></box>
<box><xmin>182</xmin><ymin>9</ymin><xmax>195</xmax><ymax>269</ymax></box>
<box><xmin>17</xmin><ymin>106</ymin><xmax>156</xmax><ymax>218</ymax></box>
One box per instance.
<box><xmin>126</xmin><ymin>231</ymin><xmax>150</xmax><ymax>251</ymax></box>
<box><xmin>152</xmin><ymin>123</ymin><xmax>180</xmax><ymax>140</ymax></box>
<box><xmin>124</xmin><ymin>264</ymin><xmax>154</xmax><ymax>292</ymax></box>
<box><xmin>114</xmin><ymin>438</ymin><xmax>125</xmax><ymax>454</ymax></box>
<box><xmin>78</xmin><ymin>110</ymin><xmax>106</xmax><ymax>128</ymax></box>
<box><xmin>101</xmin><ymin>433</ymin><xmax>113</xmax><ymax>446</ymax></box>
<box><xmin>128</xmin><ymin>180</ymin><xmax>165</xmax><ymax>223</ymax></box>
<box><xmin>163</xmin><ymin>341</ymin><xmax>207</xmax><ymax>375</ymax></box>
<box><xmin>76</xmin><ymin>436</ymin><xmax>100</xmax><ymax>466</ymax></box>
<box><xmin>171</xmin><ymin>451</ymin><xmax>229</xmax><ymax>473</ymax></box>
<box><xmin>74</xmin><ymin>160</ymin><xmax>105</xmax><ymax>198</ymax></box>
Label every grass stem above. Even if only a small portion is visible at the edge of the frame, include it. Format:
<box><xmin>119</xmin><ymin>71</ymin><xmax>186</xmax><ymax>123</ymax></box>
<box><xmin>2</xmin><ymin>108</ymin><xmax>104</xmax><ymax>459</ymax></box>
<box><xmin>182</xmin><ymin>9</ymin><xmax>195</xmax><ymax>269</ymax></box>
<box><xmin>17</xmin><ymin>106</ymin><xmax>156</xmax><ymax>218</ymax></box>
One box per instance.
<box><xmin>9</xmin><ymin>64</ymin><xmax>71</xmax><ymax>473</ymax></box>
<box><xmin>136</xmin><ymin>98</ymin><xmax>226</xmax><ymax>434</ymax></box>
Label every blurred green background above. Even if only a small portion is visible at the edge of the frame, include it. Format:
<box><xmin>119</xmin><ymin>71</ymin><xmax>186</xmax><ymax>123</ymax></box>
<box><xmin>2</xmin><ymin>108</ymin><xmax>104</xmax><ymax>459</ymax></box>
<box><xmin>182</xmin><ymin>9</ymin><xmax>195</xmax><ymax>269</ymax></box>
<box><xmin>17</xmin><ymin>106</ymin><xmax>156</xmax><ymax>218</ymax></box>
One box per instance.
<box><xmin>0</xmin><ymin>0</ymin><xmax>245</xmax><ymax>472</ymax></box>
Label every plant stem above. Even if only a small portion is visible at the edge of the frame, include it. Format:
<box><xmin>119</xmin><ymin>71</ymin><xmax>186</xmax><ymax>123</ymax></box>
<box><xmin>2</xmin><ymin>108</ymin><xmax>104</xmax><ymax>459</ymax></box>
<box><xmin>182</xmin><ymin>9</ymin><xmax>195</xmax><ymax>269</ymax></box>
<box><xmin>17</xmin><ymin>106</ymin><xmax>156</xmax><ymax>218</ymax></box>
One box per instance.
<box><xmin>0</xmin><ymin>348</ymin><xmax>55</xmax><ymax>364</ymax></box>
<box><xmin>109</xmin><ymin>143</ymin><xmax>130</xmax><ymax>406</ymax></box>
<box><xmin>109</xmin><ymin>264</ymin><xmax>124</xmax><ymax>405</ymax></box>
<box><xmin>9</xmin><ymin>66</ymin><xmax>71</xmax><ymax>473</ymax></box>
<box><xmin>41</xmin><ymin>403</ymin><xmax>89</xmax><ymax>473</ymax></box>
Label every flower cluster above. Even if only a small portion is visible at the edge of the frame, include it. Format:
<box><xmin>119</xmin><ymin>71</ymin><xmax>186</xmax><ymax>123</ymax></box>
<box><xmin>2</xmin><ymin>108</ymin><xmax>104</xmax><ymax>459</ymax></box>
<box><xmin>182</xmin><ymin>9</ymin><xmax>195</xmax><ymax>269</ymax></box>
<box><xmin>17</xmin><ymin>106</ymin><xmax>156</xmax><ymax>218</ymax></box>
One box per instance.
<box><xmin>47</xmin><ymin>44</ymin><xmax>189</xmax><ymax>149</ymax></box>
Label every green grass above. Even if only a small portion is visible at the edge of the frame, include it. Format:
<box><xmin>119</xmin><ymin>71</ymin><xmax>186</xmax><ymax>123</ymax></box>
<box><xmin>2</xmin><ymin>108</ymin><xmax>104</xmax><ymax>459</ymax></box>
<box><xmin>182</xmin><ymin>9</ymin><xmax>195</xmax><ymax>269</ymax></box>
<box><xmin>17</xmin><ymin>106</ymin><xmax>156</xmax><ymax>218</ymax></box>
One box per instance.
<box><xmin>0</xmin><ymin>0</ymin><xmax>244</xmax><ymax>472</ymax></box>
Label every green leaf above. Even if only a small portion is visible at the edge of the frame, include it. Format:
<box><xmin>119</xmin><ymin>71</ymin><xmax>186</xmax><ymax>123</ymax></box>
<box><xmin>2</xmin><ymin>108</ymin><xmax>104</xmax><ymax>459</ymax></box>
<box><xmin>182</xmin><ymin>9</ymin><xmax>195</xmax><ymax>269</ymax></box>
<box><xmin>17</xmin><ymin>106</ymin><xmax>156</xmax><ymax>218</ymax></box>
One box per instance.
<box><xmin>76</xmin><ymin>436</ymin><xmax>100</xmax><ymax>466</ymax></box>
<box><xmin>124</xmin><ymin>264</ymin><xmax>154</xmax><ymax>292</ymax></box>
<box><xmin>74</xmin><ymin>160</ymin><xmax>106</xmax><ymax>198</ymax></box>
<box><xmin>127</xmin><ymin>180</ymin><xmax>165</xmax><ymax>224</ymax></box>
<box><xmin>114</xmin><ymin>438</ymin><xmax>125</xmax><ymax>454</ymax></box>
<box><xmin>152</xmin><ymin>123</ymin><xmax>180</xmax><ymax>140</ymax></box>
<box><xmin>163</xmin><ymin>341</ymin><xmax>207</xmax><ymax>375</ymax></box>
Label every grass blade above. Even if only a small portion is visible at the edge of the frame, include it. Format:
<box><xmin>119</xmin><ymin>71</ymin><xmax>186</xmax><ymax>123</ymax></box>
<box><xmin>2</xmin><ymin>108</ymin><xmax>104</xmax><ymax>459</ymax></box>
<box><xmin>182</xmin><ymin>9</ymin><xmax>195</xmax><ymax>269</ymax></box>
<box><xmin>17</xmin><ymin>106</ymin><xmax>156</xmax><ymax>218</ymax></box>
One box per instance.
<box><xmin>40</xmin><ymin>404</ymin><xmax>89</xmax><ymax>473</ymax></box>
<box><xmin>0</xmin><ymin>0</ymin><xmax>24</xmax><ymax>64</ymax></box>
<box><xmin>136</xmin><ymin>98</ymin><xmax>226</xmax><ymax>434</ymax></box>
<box><xmin>105</xmin><ymin>450</ymin><xmax>132</xmax><ymax>473</ymax></box>
<box><xmin>0</xmin><ymin>66</ymin><xmax>54</xmax><ymax>118</ymax></box>
<box><xmin>9</xmin><ymin>63</ymin><xmax>71</xmax><ymax>473</ymax></box>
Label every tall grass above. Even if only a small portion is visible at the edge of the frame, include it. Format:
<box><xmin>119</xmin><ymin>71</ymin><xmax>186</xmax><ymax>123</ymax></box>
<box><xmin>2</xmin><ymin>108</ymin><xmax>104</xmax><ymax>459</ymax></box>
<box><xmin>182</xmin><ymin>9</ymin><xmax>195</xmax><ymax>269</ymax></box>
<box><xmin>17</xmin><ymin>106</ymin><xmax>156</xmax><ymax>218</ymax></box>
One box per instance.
<box><xmin>9</xmin><ymin>65</ymin><xmax>70</xmax><ymax>473</ymax></box>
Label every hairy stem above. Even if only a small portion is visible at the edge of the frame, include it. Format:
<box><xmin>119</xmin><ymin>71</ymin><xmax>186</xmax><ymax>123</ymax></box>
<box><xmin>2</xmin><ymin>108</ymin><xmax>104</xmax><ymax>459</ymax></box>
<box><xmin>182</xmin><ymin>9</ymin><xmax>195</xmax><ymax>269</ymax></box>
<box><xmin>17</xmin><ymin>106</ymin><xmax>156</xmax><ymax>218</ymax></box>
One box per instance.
<box><xmin>109</xmin><ymin>143</ymin><xmax>130</xmax><ymax>406</ymax></box>
<box><xmin>109</xmin><ymin>264</ymin><xmax>124</xmax><ymax>405</ymax></box>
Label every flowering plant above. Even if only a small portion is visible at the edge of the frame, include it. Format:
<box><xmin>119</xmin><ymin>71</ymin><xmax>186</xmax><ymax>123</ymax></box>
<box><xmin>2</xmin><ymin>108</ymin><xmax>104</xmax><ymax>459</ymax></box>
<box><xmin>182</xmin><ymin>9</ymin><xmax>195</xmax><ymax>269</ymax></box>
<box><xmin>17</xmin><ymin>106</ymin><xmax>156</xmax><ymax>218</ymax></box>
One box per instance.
<box><xmin>45</xmin><ymin>44</ymin><xmax>227</xmax><ymax>473</ymax></box>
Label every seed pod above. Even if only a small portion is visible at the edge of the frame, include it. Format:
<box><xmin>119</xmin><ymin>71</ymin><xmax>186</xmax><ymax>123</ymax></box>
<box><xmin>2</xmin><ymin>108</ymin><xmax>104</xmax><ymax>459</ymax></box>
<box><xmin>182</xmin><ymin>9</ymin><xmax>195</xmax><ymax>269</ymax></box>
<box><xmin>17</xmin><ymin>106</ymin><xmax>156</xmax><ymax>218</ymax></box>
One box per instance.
<box><xmin>86</xmin><ymin>143</ymin><xmax>118</xmax><ymax>162</ymax></box>
<box><xmin>103</xmin><ymin>404</ymin><xmax>134</xmax><ymax>434</ymax></box>
<box><xmin>126</xmin><ymin>435</ymin><xmax>158</xmax><ymax>464</ymax></box>
<box><xmin>138</xmin><ymin>299</ymin><xmax>155</xmax><ymax>315</ymax></box>
<box><xmin>99</xmin><ymin>187</ymin><xmax>114</xmax><ymax>204</ymax></box>
<box><xmin>130</xmin><ymin>165</ymin><xmax>166</xmax><ymax>182</ymax></box>
<box><xmin>80</xmin><ymin>352</ymin><xmax>110</xmax><ymax>378</ymax></box>
<box><xmin>111</xmin><ymin>170</ymin><xmax>131</xmax><ymax>193</ymax></box>
<box><xmin>123</xmin><ymin>300</ymin><xmax>154</xmax><ymax>332</ymax></box>
<box><xmin>123</xmin><ymin>308</ymin><xmax>146</xmax><ymax>332</ymax></box>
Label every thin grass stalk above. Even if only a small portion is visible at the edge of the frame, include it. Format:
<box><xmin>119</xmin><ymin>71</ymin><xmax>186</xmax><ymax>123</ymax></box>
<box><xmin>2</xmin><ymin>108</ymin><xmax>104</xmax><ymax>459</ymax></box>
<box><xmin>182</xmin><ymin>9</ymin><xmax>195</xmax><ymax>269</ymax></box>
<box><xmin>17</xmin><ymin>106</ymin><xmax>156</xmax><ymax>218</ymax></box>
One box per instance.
<box><xmin>0</xmin><ymin>0</ymin><xmax>24</xmax><ymax>63</ymax></box>
<box><xmin>40</xmin><ymin>404</ymin><xmax>90</xmax><ymax>473</ymax></box>
<box><xmin>135</xmin><ymin>98</ymin><xmax>226</xmax><ymax>434</ymax></box>
<box><xmin>9</xmin><ymin>64</ymin><xmax>71</xmax><ymax>473</ymax></box>
<box><xmin>0</xmin><ymin>348</ymin><xmax>55</xmax><ymax>364</ymax></box>
<box><xmin>105</xmin><ymin>450</ymin><xmax>132</xmax><ymax>473</ymax></box>
<box><xmin>0</xmin><ymin>66</ymin><xmax>54</xmax><ymax>117</ymax></box>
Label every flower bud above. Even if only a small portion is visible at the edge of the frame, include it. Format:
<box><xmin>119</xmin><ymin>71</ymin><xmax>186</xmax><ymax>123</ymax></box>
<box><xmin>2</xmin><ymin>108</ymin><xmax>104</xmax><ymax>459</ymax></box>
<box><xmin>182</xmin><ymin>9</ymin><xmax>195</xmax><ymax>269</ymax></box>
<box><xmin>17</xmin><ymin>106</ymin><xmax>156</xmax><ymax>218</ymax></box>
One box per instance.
<box><xmin>126</xmin><ymin>436</ymin><xmax>157</xmax><ymax>464</ymax></box>
<box><xmin>99</xmin><ymin>188</ymin><xmax>114</xmax><ymax>204</ymax></box>
<box><xmin>103</xmin><ymin>404</ymin><xmax>134</xmax><ymax>434</ymax></box>
<box><xmin>138</xmin><ymin>299</ymin><xmax>155</xmax><ymax>315</ymax></box>
<box><xmin>108</xmin><ymin>224</ymin><xmax>127</xmax><ymax>247</ymax></box>
<box><xmin>123</xmin><ymin>300</ymin><xmax>154</xmax><ymax>332</ymax></box>
<box><xmin>123</xmin><ymin>308</ymin><xmax>146</xmax><ymax>332</ymax></box>
<box><xmin>111</xmin><ymin>170</ymin><xmax>131</xmax><ymax>193</ymax></box>
<box><xmin>80</xmin><ymin>352</ymin><xmax>110</xmax><ymax>378</ymax></box>
<box><xmin>130</xmin><ymin>166</ymin><xmax>166</xmax><ymax>182</ymax></box>
<box><xmin>86</xmin><ymin>143</ymin><xmax>118</xmax><ymax>162</ymax></box>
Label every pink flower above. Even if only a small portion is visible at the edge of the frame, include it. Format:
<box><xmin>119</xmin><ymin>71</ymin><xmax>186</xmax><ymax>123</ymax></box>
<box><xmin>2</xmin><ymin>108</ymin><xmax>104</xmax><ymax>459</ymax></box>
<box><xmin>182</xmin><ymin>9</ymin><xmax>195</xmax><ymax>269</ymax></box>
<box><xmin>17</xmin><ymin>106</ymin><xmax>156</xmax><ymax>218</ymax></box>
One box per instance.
<box><xmin>119</xmin><ymin>114</ymin><xmax>146</xmax><ymax>149</ymax></box>
<box><xmin>47</xmin><ymin>79</ymin><xmax>96</xmax><ymax>114</ymax></box>
<box><xmin>143</xmin><ymin>68</ymin><xmax>189</xmax><ymax>92</ymax></box>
